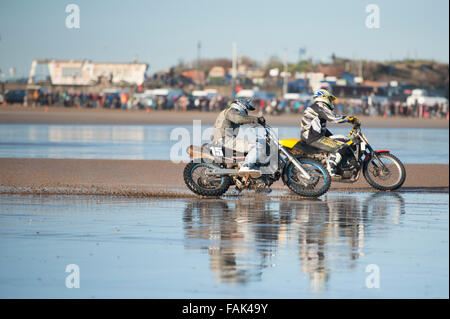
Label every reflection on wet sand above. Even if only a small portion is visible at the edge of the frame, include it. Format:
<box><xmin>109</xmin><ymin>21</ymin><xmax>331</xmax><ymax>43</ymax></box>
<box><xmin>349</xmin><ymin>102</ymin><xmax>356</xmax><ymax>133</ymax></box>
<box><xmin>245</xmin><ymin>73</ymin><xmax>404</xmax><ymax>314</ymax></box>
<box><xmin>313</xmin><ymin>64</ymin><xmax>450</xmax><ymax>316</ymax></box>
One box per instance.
<box><xmin>183</xmin><ymin>192</ymin><xmax>406</xmax><ymax>290</ymax></box>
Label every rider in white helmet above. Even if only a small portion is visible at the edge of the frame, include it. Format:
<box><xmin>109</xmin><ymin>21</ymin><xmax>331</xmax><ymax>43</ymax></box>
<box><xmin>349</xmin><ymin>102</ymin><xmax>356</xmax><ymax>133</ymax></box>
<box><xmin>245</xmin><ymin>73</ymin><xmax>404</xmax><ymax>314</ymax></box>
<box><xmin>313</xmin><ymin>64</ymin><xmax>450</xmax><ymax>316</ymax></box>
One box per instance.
<box><xmin>300</xmin><ymin>89</ymin><xmax>359</xmax><ymax>176</ymax></box>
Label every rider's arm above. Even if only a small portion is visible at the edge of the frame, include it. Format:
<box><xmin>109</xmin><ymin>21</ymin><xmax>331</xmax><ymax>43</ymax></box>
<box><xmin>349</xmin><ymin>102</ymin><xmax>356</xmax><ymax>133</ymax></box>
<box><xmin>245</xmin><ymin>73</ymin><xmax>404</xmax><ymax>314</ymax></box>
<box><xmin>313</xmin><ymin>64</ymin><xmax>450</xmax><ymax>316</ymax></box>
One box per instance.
<box><xmin>315</xmin><ymin>102</ymin><xmax>349</xmax><ymax>124</ymax></box>
<box><xmin>226</xmin><ymin>108</ymin><xmax>259</xmax><ymax>125</ymax></box>
<box><xmin>324</xmin><ymin>128</ymin><xmax>333</xmax><ymax>137</ymax></box>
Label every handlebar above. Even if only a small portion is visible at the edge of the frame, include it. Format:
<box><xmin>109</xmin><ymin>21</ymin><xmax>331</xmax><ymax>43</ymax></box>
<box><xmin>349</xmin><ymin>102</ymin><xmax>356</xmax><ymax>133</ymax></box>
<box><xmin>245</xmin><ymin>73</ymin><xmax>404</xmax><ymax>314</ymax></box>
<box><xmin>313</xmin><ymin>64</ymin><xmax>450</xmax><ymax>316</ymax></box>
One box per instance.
<box><xmin>262</xmin><ymin>124</ymin><xmax>280</xmax><ymax>143</ymax></box>
<box><xmin>247</xmin><ymin>123</ymin><xmax>277</xmax><ymax>141</ymax></box>
<box><xmin>348</xmin><ymin>123</ymin><xmax>361</xmax><ymax>137</ymax></box>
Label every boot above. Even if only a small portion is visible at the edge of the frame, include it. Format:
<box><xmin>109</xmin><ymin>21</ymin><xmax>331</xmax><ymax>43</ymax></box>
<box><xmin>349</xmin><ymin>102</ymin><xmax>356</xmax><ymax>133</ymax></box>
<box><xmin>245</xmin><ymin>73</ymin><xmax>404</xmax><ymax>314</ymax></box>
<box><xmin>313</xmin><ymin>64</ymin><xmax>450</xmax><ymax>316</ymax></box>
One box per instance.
<box><xmin>327</xmin><ymin>162</ymin><xmax>339</xmax><ymax>177</ymax></box>
<box><xmin>238</xmin><ymin>163</ymin><xmax>262</xmax><ymax>178</ymax></box>
<box><xmin>327</xmin><ymin>153</ymin><xmax>342</xmax><ymax>177</ymax></box>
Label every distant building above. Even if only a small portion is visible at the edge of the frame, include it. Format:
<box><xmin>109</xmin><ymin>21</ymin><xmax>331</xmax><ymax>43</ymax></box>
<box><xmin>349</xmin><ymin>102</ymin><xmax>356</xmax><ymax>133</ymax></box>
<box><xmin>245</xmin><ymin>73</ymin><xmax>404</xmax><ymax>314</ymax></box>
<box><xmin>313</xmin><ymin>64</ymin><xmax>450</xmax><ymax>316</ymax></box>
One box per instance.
<box><xmin>362</xmin><ymin>80</ymin><xmax>388</xmax><ymax>88</ymax></box>
<box><xmin>28</xmin><ymin>59</ymin><xmax>148</xmax><ymax>86</ymax></box>
<box><xmin>332</xmin><ymin>85</ymin><xmax>382</xmax><ymax>97</ymax></box>
<box><xmin>406</xmin><ymin>89</ymin><xmax>449</xmax><ymax>106</ymax></box>
<box><xmin>341</xmin><ymin>72</ymin><xmax>355</xmax><ymax>85</ymax></box>
<box><xmin>181</xmin><ymin>69</ymin><xmax>205</xmax><ymax>84</ymax></box>
<box><xmin>316</xmin><ymin>65</ymin><xmax>345</xmax><ymax>78</ymax></box>
<box><xmin>208</xmin><ymin>66</ymin><xmax>226</xmax><ymax>78</ymax></box>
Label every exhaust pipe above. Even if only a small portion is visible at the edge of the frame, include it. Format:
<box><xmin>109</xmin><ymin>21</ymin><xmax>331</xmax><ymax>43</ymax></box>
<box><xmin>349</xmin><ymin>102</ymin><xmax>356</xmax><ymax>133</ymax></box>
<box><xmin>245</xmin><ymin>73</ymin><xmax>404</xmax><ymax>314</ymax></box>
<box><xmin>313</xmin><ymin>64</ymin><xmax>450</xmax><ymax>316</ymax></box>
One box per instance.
<box><xmin>205</xmin><ymin>168</ymin><xmax>262</xmax><ymax>178</ymax></box>
<box><xmin>204</xmin><ymin>168</ymin><xmax>240</xmax><ymax>175</ymax></box>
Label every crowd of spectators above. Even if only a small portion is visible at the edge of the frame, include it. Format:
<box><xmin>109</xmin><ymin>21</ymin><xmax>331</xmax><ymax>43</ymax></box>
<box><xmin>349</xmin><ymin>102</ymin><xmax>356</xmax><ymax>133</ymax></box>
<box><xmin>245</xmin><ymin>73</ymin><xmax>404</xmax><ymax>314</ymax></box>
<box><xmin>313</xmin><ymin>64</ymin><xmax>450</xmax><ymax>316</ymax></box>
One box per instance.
<box><xmin>338</xmin><ymin>100</ymin><xmax>449</xmax><ymax>119</ymax></box>
<box><xmin>21</xmin><ymin>89</ymin><xmax>450</xmax><ymax>119</ymax></box>
<box><xmin>31</xmin><ymin>90</ymin><xmax>103</xmax><ymax>108</ymax></box>
<box><xmin>30</xmin><ymin>90</ymin><xmax>134</xmax><ymax>109</ymax></box>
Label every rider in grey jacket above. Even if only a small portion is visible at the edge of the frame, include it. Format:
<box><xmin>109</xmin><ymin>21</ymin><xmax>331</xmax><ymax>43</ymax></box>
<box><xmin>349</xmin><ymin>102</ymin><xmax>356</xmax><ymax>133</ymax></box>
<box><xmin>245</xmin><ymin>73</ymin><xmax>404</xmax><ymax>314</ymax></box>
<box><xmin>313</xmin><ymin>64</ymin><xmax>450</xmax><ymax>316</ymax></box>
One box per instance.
<box><xmin>211</xmin><ymin>98</ymin><xmax>266</xmax><ymax>175</ymax></box>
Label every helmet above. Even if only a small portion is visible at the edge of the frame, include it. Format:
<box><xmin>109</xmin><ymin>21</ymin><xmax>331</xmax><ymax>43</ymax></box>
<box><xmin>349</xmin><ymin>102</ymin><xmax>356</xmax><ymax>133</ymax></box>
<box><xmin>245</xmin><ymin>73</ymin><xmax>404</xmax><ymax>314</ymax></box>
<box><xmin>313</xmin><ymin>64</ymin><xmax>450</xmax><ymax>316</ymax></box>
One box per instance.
<box><xmin>233</xmin><ymin>97</ymin><xmax>255</xmax><ymax>111</ymax></box>
<box><xmin>313</xmin><ymin>89</ymin><xmax>337</xmax><ymax>110</ymax></box>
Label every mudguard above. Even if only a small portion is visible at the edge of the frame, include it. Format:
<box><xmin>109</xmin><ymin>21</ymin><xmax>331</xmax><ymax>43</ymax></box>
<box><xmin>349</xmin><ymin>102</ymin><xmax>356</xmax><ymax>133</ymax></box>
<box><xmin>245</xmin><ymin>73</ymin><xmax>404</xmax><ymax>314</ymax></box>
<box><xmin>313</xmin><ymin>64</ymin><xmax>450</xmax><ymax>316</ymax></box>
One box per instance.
<box><xmin>364</xmin><ymin>150</ymin><xmax>390</xmax><ymax>162</ymax></box>
<box><xmin>279</xmin><ymin>139</ymin><xmax>300</xmax><ymax>148</ymax></box>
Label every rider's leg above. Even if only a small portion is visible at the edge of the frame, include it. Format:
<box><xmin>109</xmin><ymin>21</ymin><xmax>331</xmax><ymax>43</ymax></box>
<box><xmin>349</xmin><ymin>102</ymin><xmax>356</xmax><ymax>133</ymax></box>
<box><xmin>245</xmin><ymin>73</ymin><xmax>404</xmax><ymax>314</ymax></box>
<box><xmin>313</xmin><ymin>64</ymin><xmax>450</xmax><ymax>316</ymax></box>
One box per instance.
<box><xmin>325</xmin><ymin>135</ymin><xmax>352</xmax><ymax>170</ymax></box>
<box><xmin>223</xmin><ymin>137</ymin><xmax>248</xmax><ymax>158</ymax></box>
<box><xmin>309</xmin><ymin>137</ymin><xmax>343</xmax><ymax>176</ymax></box>
<box><xmin>243</xmin><ymin>138</ymin><xmax>269</xmax><ymax>164</ymax></box>
<box><xmin>223</xmin><ymin>138</ymin><xmax>259</xmax><ymax>174</ymax></box>
<box><xmin>238</xmin><ymin>139</ymin><xmax>263</xmax><ymax>176</ymax></box>
<box><xmin>242</xmin><ymin>141</ymin><xmax>258</xmax><ymax>168</ymax></box>
<box><xmin>328</xmin><ymin>134</ymin><xmax>350</xmax><ymax>144</ymax></box>
<box><xmin>327</xmin><ymin>153</ymin><xmax>343</xmax><ymax>176</ymax></box>
<box><xmin>240</xmin><ymin>137</ymin><xmax>278</xmax><ymax>174</ymax></box>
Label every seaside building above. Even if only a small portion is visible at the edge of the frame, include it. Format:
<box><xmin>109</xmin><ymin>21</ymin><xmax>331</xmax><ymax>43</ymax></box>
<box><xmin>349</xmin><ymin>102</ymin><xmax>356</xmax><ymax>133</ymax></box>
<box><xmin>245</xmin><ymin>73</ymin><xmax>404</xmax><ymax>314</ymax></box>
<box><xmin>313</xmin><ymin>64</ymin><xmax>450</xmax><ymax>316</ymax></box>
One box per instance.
<box><xmin>28</xmin><ymin>59</ymin><xmax>148</xmax><ymax>87</ymax></box>
<box><xmin>21</xmin><ymin>59</ymin><xmax>148</xmax><ymax>106</ymax></box>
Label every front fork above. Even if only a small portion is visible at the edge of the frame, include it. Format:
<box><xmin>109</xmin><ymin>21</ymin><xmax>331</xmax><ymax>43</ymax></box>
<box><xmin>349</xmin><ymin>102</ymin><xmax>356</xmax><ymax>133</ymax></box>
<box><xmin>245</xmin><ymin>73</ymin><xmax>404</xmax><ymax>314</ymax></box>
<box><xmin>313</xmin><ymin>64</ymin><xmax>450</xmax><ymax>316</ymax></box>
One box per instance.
<box><xmin>365</xmin><ymin>145</ymin><xmax>388</xmax><ymax>171</ymax></box>
<box><xmin>279</xmin><ymin>146</ymin><xmax>312</xmax><ymax>180</ymax></box>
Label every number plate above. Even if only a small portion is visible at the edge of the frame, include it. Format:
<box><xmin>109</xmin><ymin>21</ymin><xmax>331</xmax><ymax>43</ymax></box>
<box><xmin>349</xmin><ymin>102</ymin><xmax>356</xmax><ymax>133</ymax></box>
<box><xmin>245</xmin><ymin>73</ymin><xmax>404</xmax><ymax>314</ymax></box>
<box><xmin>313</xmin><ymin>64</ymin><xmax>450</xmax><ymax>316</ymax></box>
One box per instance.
<box><xmin>211</xmin><ymin>147</ymin><xmax>224</xmax><ymax>157</ymax></box>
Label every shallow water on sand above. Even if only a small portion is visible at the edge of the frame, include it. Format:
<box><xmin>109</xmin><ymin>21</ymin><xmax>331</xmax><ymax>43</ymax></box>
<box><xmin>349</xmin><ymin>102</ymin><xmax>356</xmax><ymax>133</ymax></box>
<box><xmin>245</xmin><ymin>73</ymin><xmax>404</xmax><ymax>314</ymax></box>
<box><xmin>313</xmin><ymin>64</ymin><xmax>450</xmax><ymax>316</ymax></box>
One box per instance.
<box><xmin>0</xmin><ymin>124</ymin><xmax>448</xmax><ymax>163</ymax></box>
<box><xmin>0</xmin><ymin>192</ymin><xmax>448</xmax><ymax>298</ymax></box>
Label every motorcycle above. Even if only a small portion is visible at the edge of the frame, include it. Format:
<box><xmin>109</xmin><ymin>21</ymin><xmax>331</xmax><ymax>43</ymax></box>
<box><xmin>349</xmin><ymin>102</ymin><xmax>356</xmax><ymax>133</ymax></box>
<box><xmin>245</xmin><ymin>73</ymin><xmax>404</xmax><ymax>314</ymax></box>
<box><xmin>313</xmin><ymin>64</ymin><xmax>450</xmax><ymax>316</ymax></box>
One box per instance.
<box><xmin>278</xmin><ymin>122</ymin><xmax>406</xmax><ymax>191</ymax></box>
<box><xmin>183</xmin><ymin>124</ymin><xmax>331</xmax><ymax>197</ymax></box>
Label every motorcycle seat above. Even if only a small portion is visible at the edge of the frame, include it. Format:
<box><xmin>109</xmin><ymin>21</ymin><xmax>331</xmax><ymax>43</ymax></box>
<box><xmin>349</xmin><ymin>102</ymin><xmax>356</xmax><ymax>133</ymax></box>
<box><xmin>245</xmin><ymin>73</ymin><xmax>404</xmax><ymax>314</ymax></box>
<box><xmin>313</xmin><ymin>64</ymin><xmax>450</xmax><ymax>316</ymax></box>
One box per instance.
<box><xmin>292</xmin><ymin>141</ymin><xmax>324</xmax><ymax>154</ymax></box>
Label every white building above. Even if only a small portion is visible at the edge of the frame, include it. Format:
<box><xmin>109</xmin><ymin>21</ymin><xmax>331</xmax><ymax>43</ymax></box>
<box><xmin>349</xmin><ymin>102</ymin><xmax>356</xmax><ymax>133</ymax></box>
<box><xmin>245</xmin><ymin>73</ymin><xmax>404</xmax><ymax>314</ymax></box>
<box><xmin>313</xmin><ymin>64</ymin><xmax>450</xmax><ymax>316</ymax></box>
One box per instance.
<box><xmin>406</xmin><ymin>89</ymin><xmax>448</xmax><ymax>106</ymax></box>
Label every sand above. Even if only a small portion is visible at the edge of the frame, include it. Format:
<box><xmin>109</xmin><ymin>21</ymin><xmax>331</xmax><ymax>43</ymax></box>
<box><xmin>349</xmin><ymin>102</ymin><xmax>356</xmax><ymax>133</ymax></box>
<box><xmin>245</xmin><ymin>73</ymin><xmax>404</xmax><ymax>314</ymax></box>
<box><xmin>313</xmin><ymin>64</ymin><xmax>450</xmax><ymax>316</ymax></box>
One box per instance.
<box><xmin>0</xmin><ymin>158</ymin><xmax>447</xmax><ymax>197</ymax></box>
<box><xmin>1</xmin><ymin>105</ymin><xmax>448</xmax><ymax>128</ymax></box>
<box><xmin>0</xmin><ymin>106</ymin><xmax>447</xmax><ymax>197</ymax></box>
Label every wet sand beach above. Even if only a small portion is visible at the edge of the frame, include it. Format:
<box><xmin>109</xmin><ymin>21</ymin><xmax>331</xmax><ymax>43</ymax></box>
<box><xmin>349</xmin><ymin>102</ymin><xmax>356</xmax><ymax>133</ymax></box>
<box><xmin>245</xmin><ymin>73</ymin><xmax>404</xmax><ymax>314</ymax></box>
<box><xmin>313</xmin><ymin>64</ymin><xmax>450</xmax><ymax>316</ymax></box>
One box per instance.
<box><xmin>0</xmin><ymin>109</ymin><xmax>448</xmax><ymax>300</ymax></box>
<box><xmin>1</xmin><ymin>105</ymin><xmax>449</xmax><ymax>128</ymax></box>
<box><xmin>0</xmin><ymin>158</ymin><xmax>447</xmax><ymax>197</ymax></box>
<box><xmin>1</xmin><ymin>192</ymin><xmax>447</xmax><ymax>298</ymax></box>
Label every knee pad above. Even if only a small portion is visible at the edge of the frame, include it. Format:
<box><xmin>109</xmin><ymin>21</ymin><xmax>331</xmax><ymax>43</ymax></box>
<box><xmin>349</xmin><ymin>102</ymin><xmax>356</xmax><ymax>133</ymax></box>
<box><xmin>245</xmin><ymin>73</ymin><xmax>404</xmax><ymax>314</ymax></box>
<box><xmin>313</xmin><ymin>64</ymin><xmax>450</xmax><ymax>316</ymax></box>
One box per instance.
<box><xmin>329</xmin><ymin>153</ymin><xmax>342</xmax><ymax>165</ymax></box>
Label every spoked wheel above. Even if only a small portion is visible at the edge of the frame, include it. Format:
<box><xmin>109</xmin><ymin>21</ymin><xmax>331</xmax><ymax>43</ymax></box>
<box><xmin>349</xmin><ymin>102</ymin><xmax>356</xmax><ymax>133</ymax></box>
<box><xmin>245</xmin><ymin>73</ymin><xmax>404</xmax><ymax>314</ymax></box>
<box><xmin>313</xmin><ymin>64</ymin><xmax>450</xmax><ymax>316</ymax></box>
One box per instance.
<box><xmin>283</xmin><ymin>157</ymin><xmax>331</xmax><ymax>197</ymax></box>
<box><xmin>363</xmin><ymin>152</ymin><xmax>406</xmax><ymax>191</ymax></box>
<box><xmin>183</xmin><ymin>162</ymin><xmax>232</xmax><ymax>197</ymax></box>
<box><xmin>362</xmin><ymin>192</ymin><xmax>406</xmax><ymax>221</ymax></box>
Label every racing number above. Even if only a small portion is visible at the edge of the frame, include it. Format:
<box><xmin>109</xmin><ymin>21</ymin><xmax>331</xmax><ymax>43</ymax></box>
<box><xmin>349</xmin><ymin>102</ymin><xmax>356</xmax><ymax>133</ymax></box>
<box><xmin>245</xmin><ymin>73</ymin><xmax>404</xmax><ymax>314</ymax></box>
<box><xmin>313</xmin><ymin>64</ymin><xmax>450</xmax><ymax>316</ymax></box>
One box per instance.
<box><xmin>211</xmin><ymin>147</ymin><xmax>224</xmax><ymax>157</ymax></box>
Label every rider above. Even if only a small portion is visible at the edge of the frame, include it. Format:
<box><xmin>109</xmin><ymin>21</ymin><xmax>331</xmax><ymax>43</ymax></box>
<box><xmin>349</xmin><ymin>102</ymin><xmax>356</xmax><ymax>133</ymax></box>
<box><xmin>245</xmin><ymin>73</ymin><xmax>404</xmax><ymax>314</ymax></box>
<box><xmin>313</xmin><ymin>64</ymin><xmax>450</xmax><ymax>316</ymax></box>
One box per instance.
<box><xmin>211</xmin><ymin>97</ymin><xmax>267</xmax><ymax>175</ymax></box>
<box><xmin>300</xmin><ymin>89</ymin><xmax>359</xmax><ymax>176</ymax></box>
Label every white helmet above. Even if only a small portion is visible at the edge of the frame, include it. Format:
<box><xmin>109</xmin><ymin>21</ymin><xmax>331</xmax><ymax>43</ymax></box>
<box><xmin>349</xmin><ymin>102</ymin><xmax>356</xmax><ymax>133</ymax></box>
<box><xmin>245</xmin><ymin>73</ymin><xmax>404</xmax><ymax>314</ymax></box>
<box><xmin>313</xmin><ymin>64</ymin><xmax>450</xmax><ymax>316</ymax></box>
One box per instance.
<box><xmin>235</xmin><ymin>97</ymin><xmax>255</xmax><ymax>111</ymax></box>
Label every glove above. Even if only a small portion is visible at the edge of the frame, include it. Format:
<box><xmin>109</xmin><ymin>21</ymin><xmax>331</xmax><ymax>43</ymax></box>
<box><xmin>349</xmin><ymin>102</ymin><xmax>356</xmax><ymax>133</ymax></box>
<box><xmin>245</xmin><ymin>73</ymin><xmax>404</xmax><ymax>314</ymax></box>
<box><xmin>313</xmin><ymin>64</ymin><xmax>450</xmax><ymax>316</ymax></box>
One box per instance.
<box><xmin>257</xmin><ymin>117</ymin><xmax>266</xmax><ymax>126</ymax></box>
<box><xmin>347</xmin><ymin>116</ymin><xmax>360</xmax><ymax>125</ymax></box>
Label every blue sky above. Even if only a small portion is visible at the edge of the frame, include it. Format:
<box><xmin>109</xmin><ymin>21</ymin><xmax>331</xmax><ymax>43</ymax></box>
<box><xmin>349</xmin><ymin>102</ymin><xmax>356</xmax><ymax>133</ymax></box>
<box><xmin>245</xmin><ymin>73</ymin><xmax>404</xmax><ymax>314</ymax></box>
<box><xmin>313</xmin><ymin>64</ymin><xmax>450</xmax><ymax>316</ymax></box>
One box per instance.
<box><xmin>0</xmin><ymin>0</ymin><xmax>448</xmax><ymax>78</ymax></box>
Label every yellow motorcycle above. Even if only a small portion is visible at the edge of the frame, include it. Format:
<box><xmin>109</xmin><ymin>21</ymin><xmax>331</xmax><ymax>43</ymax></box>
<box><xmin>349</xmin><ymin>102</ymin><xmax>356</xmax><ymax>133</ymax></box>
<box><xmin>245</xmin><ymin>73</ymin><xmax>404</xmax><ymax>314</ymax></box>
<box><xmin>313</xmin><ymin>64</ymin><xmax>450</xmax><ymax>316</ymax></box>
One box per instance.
<box><xmin>279</xmin><ymin>123</ymin><xmax>406</xmax><ymax>191</ymax></box>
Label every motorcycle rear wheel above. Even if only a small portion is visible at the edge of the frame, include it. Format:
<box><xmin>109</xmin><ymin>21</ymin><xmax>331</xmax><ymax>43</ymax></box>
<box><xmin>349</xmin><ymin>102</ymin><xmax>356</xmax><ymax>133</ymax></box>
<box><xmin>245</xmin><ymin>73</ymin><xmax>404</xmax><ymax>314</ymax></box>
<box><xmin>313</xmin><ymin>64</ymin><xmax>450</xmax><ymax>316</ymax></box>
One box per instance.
<box><xmin>183</xmin><ymin>161</ymin><xmax>232</xmax><ymax>197</ymax></box>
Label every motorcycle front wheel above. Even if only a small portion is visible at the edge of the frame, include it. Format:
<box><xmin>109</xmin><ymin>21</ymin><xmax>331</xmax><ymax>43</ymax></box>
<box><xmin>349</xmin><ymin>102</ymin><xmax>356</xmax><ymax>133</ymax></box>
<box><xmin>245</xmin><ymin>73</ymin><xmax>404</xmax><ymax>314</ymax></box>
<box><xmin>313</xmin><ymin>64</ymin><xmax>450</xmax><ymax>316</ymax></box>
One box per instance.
<box><xmin>363</xmin><ymin>152</ymin><xmax>406</xmax><ymax>191</ymax></box>
<box><xmin>183</xmin><ymin>161</ymin><xmax>232</xmax><ymax>197</ymax></box>
<box><xmin>283</xmin><ymin>157</ymin><xmax>331</xmax><ymax>197</ymax></box>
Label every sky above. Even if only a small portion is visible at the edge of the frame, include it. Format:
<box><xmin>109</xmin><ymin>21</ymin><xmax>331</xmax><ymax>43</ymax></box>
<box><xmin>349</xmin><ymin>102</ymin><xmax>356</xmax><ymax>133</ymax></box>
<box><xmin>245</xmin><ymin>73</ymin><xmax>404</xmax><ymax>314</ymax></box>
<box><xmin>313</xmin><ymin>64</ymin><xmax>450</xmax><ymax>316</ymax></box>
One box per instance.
<box><xmin>0</xmin><ymin>0</ymin><xmax>448</xmax><ymax>78</ymax></box>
